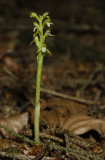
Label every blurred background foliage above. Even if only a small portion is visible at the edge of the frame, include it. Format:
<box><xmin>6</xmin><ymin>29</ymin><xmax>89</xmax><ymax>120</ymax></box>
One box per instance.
<box><xmin>0</xmin><ymin>0</ymin><xmax>105</xmax><ymax>62</ymax></box>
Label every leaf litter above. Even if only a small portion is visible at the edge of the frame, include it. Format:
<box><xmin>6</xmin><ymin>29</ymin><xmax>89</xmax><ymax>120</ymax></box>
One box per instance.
<box><xmin>0</xmin><ymin>0</ymin><xmax>105</xmax><ymax>159</ymax></box>
<box><xmin>0</xmin><ymin>51</ymin><xmax>105</xmax><ymax>159</ymax></box>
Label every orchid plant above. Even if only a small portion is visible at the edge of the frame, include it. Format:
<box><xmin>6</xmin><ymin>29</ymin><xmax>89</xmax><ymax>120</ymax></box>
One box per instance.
<box><xmin>30</xmin><ymin>12</ymin><xmax>53</xmax><ymax>143</ymax></box>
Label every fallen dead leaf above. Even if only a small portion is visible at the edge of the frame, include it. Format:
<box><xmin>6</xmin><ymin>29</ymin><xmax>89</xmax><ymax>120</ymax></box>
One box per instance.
<box><xmin>0</xmin><ymin>112</ymin><xmax>28</xmax><ymax>138</ymax></box>
<box><xmin>41</xmin><ymin>98</ymin><xmax>88</xmax><ymax>127</ymax></box>
<box><xmin>63</xmin><ymin>114</ymin><xmax>105</xmax><ymax>135</ymax></box>
<box><xmin>28</xmin><ymin>98</ymin><xmax>105</xmax><ymax>136</ymax></box>
<box><xmin>28</xmin><ymin>98</ymin><xmax>88</xmax><ymax>127</ymax></box>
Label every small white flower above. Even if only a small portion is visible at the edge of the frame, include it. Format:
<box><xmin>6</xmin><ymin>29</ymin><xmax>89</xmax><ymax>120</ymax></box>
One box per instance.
<box><xmin>48</xmin><ymin>32</ymin><xmax>51</xmax><ymax>36</ymax></box>
<box><xmin>42</xmin><ymin>47</ymin><xmax>46</xmax><ymax>52</ymax></box>
<box><xmin>46</xmin><ymin>22</ymin><xmax>51</xmax><ymax>27</ymax></box>
<box><xmin>33</xmin><ymin>27</ymin><xmax>37</xmax><ymax>32</ymax></box>
<box><xmin>35</xmin><ymin>36</ymin><xmax>38</xmax><ymax>40</ymax></box>
<box><xmin>46</xmin><ymin>16</ymin><xmax>49</xmax><ymax>19</ymax></box>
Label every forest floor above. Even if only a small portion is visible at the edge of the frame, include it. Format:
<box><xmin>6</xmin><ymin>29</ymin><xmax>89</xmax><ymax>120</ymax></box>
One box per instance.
<box><xmin>0</xmin><ymin>0</ymin><xmax>105</xmax><ymax>159</ymax></box>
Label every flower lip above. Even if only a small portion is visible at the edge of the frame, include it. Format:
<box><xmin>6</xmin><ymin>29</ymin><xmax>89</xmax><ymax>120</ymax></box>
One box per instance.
<box><xmin>42</xmin><ymin>47</ymin><xmax>46</xmax><ymax>52</ymax></box>
<box><xmin>35</xmin><ymin>36</ymin><xmax>38</xmax><ymax>39</ymax></box>
<box><xmin>46</xmin><ymin>22</ymin><xmax>51</xmax><ymax>27</ymax></box>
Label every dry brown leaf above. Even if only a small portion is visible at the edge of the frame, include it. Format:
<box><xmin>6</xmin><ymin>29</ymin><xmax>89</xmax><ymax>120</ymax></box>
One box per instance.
<box><xmin>28</xmin><ymin>98</ymin><xmax>88</xmax><ymax>127</ymax></box>
<box><xmin>63</xmin><ymin>114</ymin><xmax>105</xmax><ymax>135</ymax></box>
<box><xmin>41</xmin><ymin>109</ymin><xmax>60</xmax><ymax>126</ymax></box>
<box><xmin>0</xmin><ymin>112</ymin><xmax>28</xmax><ymax>138</ymax></box>
<box><xmin>41</xmin><ymin>98</ymin><xmax>88</xmax><ymax>127</ymax></box>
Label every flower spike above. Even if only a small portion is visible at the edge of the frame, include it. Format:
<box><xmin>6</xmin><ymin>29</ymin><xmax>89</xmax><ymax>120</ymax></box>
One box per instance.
<box><xmin>30</xmin><ymin>12</ymin><xmax>54</xmax><ymax>143</ymax></box>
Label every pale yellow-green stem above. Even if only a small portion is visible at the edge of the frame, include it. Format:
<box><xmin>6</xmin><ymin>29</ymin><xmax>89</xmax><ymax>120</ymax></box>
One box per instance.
<box><xmin>34</xmin><ymin>52</ymin><xmax>43</xmax><ymax>143</ymax></box>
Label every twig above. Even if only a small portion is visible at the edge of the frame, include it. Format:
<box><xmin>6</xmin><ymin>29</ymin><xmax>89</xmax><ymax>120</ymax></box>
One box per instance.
<box><xmin>0</xmin><ymin>123</ymin><xmax>63</xmax><ymax>145</ymax></box>
<box><xmin>3</xmin><ymin>64</ymin><xmax>101</xmax><ymax>105</ymax></box>
<box><xmin>49</xmin><ymin>140</ymin><xmax>104</xmax><ymax>160</ymax></box>
<box><xmin>40</xmin><ymin>87</ymin><xmax>100</xmax><ymax>105</ymax></box>
<box><xmin>40</xmin><ymin>132</ymin><xmax>63</xmax><ymax>144</ymax></box>
<box><xmin>56</xmin><ymin>128</ymin><xmax>96</xmax><ymax>149</ymax></box>
<box><xmin>0</xmin><ymin>150</ymin><xmax>35</xmax><ymax>160</ymax></box>
<box><xmin>4</xmin><ymin>67</ymin><xmax>19</xmax><ymax>81</ymax></box>
<box><xmin>63</xmin><ymin>131</ymin><xmax>104</xmax><ymax>160</ymax></box>
<box><xmin>66</xmin><ymin>147</ymin><xmax>104</xmax><ymax>160</ymax></box>
<box><xmin>0</xmin><ymin>123</ymin><xmax>35</xmax><ymax>145</ymax></box>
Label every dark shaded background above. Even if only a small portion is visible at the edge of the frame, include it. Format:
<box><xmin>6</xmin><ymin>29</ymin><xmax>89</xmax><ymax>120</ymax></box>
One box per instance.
<box><xmin>0</xmin><ymin>0</ymin><xmax>105</xmax><ymax>62</ymax></box>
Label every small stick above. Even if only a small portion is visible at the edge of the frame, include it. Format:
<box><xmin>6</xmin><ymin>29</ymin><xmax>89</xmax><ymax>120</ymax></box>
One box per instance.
<box><xmin>0</xmin><ymin>150</ymin><xmax>35</xmax><ymax>160</ymax></box>
<box><xmin>40</xmin><ymin>132</ymin><xmax>63</xmax><ymax>144</ymax></box>
<box><xmin>4</xmin><ymin>67</ymin><xmax>19</xmax><ymax>80</ymax></box>
<box><xmin>40</xmin><ymin>87</ymin><xmax>100</xmax><ymax>105</ymax></box>
<box><xmin>0</xmin><ymin>123</ymin><xmax>34</xmax><ymax>145</ymax></box>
